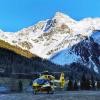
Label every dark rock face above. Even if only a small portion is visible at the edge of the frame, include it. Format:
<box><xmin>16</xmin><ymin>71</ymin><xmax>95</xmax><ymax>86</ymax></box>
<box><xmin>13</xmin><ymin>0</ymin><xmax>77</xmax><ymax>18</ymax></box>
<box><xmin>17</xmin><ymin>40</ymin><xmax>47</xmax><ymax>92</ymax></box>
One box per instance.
<box><xmin>73</xmin><ymin>38</ymin><xmax>100</xmax><ymax>62</ymax></box>
<box><xmin>71</xmin><ymin>31</ymin><xmax>100</xmax><ymax>73</ymax></box>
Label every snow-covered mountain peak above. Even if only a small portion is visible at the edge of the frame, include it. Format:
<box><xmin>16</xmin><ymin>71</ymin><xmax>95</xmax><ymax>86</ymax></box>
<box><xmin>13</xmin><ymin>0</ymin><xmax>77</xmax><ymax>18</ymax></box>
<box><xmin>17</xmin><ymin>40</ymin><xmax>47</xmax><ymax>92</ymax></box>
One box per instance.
<box><xmin>54</xmin><ymin>12</ymin><xmax>75</xmax><ymax>21</ymax></box>
<box><xmin>0</xmin><ymin>12</ymin><xmax>100</xmax><ymax>60</ymax></box>
<box><xmin>53</xmin><ymin>12</ymin><xmax>76</xmax><ymax>26</ymax></box>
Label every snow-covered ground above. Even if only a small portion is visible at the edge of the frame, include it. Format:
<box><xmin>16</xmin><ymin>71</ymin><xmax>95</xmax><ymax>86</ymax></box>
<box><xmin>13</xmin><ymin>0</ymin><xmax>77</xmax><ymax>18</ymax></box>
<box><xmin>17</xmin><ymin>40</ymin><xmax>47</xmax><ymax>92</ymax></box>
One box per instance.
<box><xmin>0</xmin><ymin>91</ymin><xmax>100</xmax><ymax>100</ymax></box>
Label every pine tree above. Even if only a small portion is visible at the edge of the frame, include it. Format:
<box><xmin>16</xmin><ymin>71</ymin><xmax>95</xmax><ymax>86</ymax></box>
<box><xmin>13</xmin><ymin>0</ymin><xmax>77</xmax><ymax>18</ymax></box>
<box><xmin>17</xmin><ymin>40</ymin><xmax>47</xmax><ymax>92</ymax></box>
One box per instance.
<box><xmin>73</xmin><ymin>80</ymin><xmax>78</xmax><ymax>91</ymax></box>
<box><xmin>80</xmin><ymin>73</ymin><xmax>86</xmax><ymax>90</ymax></box>
<box><xmin>18</xmin><ymin>80</ymin><xmax>23</xmax><ymax>92</ymax></box>
<box><xmin>97</xmin><ymin>81</ymin><xmax>100</xmax><ymax>90</ymax></box>
<box><xmin>67</xmin><ymin>80</ymin><xmax>73</xmax><ymax>91</ymax></box>
<box><xmin>91</xmin><ymin>75</ymin><xmax>95</xmax><ymax>90</ymax></box>
<box><xmin>85</xmin><ymin>79</ymin><xmax>91</xmax><ymax>90</ymax></box>
<box><xmin>81</xmin><ymin>73</ymin><xmax>91</xmax><ymax>90</ymax></box>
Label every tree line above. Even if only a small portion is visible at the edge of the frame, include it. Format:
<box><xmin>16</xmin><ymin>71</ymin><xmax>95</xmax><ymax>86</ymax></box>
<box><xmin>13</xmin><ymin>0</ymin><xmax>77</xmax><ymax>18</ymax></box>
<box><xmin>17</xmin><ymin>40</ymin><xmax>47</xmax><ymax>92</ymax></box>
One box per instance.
<box><xmin>67</xmin><ymin>73</ymin><xmax>100</xmax><ymax>91</ymax></box>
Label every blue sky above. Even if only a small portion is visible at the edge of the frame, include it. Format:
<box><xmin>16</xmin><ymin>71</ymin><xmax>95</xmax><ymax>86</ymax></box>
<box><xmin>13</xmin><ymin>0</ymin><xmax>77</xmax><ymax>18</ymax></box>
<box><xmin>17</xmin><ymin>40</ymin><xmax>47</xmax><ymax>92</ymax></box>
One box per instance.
<box><xmin>0</xmin><ymin>0</ymin><xmax>100</xmax><ymax>32</ymax></box>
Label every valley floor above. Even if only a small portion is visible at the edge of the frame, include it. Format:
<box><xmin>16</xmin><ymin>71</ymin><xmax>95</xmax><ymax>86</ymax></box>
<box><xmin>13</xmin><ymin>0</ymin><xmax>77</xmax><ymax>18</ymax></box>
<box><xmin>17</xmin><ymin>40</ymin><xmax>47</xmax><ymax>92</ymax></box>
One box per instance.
<box><xmin>0</xmin><ymin>91</ymin><xmax>100</xmax><ymax>100</ymax></box>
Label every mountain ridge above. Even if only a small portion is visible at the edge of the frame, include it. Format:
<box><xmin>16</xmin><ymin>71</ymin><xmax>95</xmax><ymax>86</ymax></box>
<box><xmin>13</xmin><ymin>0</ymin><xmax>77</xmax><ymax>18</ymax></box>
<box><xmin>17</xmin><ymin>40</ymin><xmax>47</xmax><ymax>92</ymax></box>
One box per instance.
<box><xmin>1</xmin><ymin>12</ymin><xmax>100</xmax><ymax>58</ymax></box>
<box><xmin>0</xmin><ymin>12</ymin><xmax>100</xmax><ymax>78</ymax></box>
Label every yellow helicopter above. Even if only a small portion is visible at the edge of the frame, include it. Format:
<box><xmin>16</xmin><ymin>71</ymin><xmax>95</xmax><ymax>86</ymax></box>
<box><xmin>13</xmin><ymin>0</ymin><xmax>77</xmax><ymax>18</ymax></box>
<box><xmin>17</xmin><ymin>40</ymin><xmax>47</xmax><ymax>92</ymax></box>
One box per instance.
<box><xmin>32</xmin><ymin>71</ymin><xmax>65</xmax><ymax>94</ymax></box>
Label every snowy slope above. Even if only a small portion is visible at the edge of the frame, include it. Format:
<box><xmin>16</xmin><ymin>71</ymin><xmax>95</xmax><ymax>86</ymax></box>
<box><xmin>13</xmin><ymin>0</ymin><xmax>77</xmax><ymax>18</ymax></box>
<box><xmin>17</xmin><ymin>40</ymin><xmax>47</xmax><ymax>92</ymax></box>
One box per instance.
<box><xmin>50</xmin><ymin>48</ymin><xmax>81</xmax><ymax>65</ymax></box>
